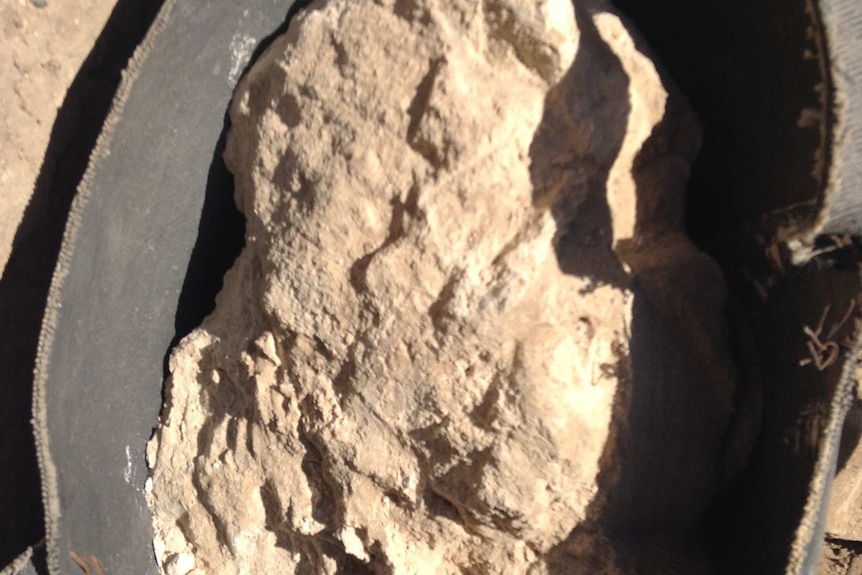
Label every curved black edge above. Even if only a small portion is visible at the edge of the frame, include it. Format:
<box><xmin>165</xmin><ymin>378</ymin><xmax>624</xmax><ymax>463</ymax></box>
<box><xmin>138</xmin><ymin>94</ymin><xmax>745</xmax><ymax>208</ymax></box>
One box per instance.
<box><xmin>14</xmin><ymin>543</ymin><xmax>48</xmax><ymax>575</ymax></box>
<box><xmin>0</xmin><ymin>0</ymin><xmax>164</xmax><ymax>568</ymax></box>
<box><xmin>36</xmin><ymin>2</ymin><xmax>304</xmax><ymax>573</ymax></box>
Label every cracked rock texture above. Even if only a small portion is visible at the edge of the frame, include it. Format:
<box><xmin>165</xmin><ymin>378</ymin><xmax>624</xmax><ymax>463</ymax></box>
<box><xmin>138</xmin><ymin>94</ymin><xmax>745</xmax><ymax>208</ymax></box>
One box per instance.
<box><xmin>146</xmin><ymin>0</ymin><xmax>722</xmax><ymax>573</ymax></box>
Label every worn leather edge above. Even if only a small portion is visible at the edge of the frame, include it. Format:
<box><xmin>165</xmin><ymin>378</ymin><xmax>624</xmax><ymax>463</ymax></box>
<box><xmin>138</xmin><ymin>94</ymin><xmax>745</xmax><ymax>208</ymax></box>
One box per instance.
<box><xmin>786</xmin><ymin>0</ymin><xmax>862</xmax><ymax>571</ymax></box>
<box><xmin>31</xmin><ymin>2</ymin><xmax>302</xmax><ymax>573</ymax></box>
<box><xmin>784</xmin><ymin>0</ymin><xmax>862</xmax><ymax>256</ymax></box>
<box><xmin>0</xmin><ymin>548</ymin><xmax>33</xmax><ymax>575</ymax></box>
<box><xmin>30</xmin><ymin>2</ymin><xmax>176</xmax><ymax>573</ymax></box>
<box><xmin>815</xmin><ymin>0</ymin><xmax>862</xmax><ymax>237</ymax></box>
<box><xmin>786</xmin><ymin>334</ymin><xmax>862</xmax><ymax>574</ymax></box>
<box><xmin>1</xmin><ymin>542</ymin><xmax>47</xmax><ymax>575</ymax></box>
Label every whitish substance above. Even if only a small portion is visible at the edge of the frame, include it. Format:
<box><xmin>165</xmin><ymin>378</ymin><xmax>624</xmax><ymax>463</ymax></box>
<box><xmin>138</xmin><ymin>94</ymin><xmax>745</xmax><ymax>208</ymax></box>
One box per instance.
<box><xmin>146</xmin><ymin>0</ymin><xmax>714</xmax><ymax>573</ymax></box>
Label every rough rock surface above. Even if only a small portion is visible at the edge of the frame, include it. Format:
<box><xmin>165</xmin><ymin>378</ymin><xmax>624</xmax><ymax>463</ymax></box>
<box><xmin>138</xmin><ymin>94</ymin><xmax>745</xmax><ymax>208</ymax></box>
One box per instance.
<box><xmin>146</xmin><ymin>1</ymin><xmax>724</xmax><ymax>574</ymax></box>
<box><xmin>826</xmin><ymin>399</ymin><xmax>862</xmax><ymax>542</ymax></box>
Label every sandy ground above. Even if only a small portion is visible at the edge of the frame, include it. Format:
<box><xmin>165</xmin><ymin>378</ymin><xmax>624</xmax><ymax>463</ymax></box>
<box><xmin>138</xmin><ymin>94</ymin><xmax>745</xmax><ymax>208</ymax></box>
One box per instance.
<box><xmin>0</xmin><ymin>0</ymin><xmax>116</xmax><ymax>277</ymax></box>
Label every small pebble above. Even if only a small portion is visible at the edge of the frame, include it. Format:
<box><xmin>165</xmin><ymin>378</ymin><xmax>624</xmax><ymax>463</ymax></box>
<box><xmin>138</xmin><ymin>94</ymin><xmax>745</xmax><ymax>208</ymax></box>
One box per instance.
<box><xmin>30</xmin><ymin>0</ymin><xmax>47</xmax><ymax>7</ymax></box>
<box><xmin>164</xmin><ymin>552</ymin><xmax>196</xmax><ymax>575</ymax></box>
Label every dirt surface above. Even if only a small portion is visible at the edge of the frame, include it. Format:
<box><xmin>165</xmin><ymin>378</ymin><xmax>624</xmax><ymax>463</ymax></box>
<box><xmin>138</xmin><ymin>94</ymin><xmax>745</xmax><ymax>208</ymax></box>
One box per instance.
<box><xmin>0</xmin><ymin>0</ymin><xmax>116</xmax><ymax>277</ymax></box>
<box><xmin>819</xmin><ymin>539</ymin><xmax>862</xmax><ymax>575</ymax></box>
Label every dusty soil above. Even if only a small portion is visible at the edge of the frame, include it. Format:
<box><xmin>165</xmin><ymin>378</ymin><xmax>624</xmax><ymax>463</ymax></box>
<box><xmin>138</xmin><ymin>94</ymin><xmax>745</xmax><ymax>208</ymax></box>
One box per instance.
<box><xmin>0</xmin><ymin>0</ymin><xmax>116</xmax><ymax>277</ymax></box>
